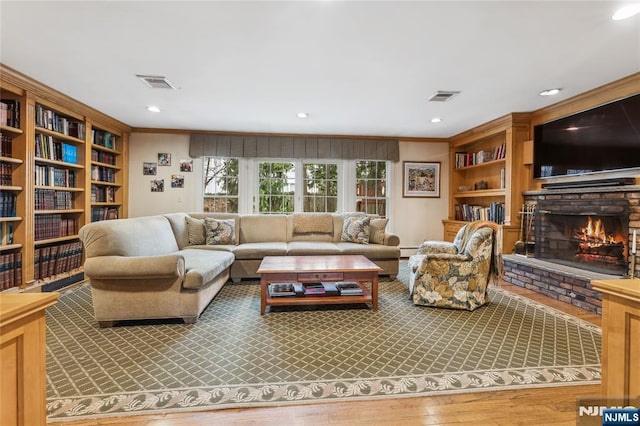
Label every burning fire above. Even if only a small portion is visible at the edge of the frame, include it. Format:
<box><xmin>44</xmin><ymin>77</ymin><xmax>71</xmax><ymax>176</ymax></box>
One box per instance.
<box><xmin>574</xmin><ymin>216</ymin><xmax>617</xmax><ymax>248</ymax></box>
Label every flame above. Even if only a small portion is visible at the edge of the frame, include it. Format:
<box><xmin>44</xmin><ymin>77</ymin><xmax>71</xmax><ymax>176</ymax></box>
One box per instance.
<box><xmin>574</xmin><ymin>216</ymin><xmax>616</xmax><ymax>247</ymax></box>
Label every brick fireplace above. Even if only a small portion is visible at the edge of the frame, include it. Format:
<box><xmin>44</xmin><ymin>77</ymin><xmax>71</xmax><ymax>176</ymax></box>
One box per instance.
<box><xmin>503</xmin><ymin>184</ymin><xmax>640</xmax><ymax>314</ymax></box>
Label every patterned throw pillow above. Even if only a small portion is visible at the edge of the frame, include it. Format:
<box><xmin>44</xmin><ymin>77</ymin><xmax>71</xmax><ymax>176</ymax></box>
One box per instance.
<box><xmin>369</xmin><ymin>218</ymin><xmax>388</xmax><ymax>245</ymax></box>
<box><xmin>204</xmin><ymin>218</ymin><xmax>236</xmax><ymax>245</ymax></box>
<box><xmin>185</xmin><ymin>216</ymin><xmax>206</xmax><ymax>245</ymax></box>
<box><xmin>341</xmin><ymin>215</ymin><xmax>371</xmax><ymax>244</ymax></box>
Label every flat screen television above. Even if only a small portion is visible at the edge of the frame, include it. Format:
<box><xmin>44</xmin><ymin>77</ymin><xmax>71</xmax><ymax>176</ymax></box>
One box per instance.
<box><xmin>533</xmin><ymin>93</ymin><xmax>640</xmax><ymax>178</ymax></box>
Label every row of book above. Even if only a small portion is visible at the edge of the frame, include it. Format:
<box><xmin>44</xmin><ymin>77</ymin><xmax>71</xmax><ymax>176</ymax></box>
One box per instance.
<box><xmin>91</xmin><ymin>149</ymin><xmax>116</xmax><ymax>165</ymax></box>
<box><xmin>91</xmin><ymin>185</ymin><xmax>116</xmax><ymax>203</ymax></box>
<box><xmin>455</xmin><ymin>202</ymin><xmax>505</xmax><ymax>224</ymax></box>
<box><xmin>91</xmin><ymin>129</ymin><xmax>116</xmax><ymax>150</ymax></box>
<box><xmin>92</xmin><ymin>207</ymin><xmax>119</xmax><ymax>222</ymax></box>
<box><xmin>1</xmin><ymin>134</ymin><xmax>13</xmax><ymax>157</ymax></box>
<box><xmin>35</xmin><ymin>134</ymin><xmax>78</xmax><ymax>163</ymax></box>
<box><xmin>35</xmin><ymin>165</ymin><xmax>77</xmax><ymax>188</ymax></box>
<box><xmin>0</xmin><ymin>192</ymin><xmax>16</xmax><ymax>217</ymax></box>
<box><xmin>91</xmin><ymin>165</ymin><xmax>116</xmax><ymax>183</ymax></box>
<box><xmin>35</xmin><ymin>105</ymin><xmax>85</xmax><ymax>139</ymax></box>
<box><xmin>0</xmin><ymin>252</ymin><xmax>22</xmax><ymax>290</ymax></box>
<box><xmin>34</xmin><ymin>215</ymin><xmax>77</xmax><ymax>241</ymax></box>
<box><xmin>34</xmin><ymin>241</ymin><xmax>83</xmax><ymax>281</ymax></box>
<box><xmin>268</xmin><ymin>281</ymin><xmax>363</xmax><ymax>297</ymax></box>
<box><xmin>0</xmin><ymin>99</ymin><xmax>21</xmax><ymax>128</ymax></box>
<box><xmin>455</xmin><ymin>142</ymin><xmax>506</xmax><ymax>169</ymax></box>
<box><xmin>1</xmin><ymin>162</ymin><xmax>14</xmax><ymax>186</ymax></box>
<box><xmin>35</xmin><ymin>189</ymin><xmax>74</xmax><ymax>211</ymax></box>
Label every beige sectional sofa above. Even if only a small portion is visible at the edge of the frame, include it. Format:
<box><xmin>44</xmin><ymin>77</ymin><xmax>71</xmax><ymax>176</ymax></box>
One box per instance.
<box><xmin>79</xmin><ymin>212</ymin><xmax>400</xmax><ymax>326</ymax></box>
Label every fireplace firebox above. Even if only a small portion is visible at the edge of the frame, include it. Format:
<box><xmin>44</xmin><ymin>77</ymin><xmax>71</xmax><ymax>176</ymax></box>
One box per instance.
<box><xmin>535</xmin><ymin>198</ymin><xmax>629</xmax><ymax>275</ymax></box>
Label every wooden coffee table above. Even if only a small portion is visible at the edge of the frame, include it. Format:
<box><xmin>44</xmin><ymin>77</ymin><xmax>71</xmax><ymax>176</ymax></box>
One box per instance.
<box><xmin>257</xmin><ymin>255</ymin><xmax>382</xmax><ymax>314</ymax></box>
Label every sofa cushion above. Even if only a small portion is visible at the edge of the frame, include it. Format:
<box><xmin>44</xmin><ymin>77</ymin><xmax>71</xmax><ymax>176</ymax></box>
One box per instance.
<box><xmin>292</xmin><ymin>213</ymin><xmax>334</xmax><ymax>234</ymax></box>
<box><xmin>239</xmin><ymin>215</ymin><xmax>287</xmax><ymax>243</ymax></box>
<box><xmin>335</xmin><ymin>242</ymin><xmax>401</xmax><ymax>260</ymax></box>
<box><xmin>232</xmin><ymin>242</ymin><xmax>288</xmax><ymax>259</ymax></box>
<box><xmin>341</xmin><ymin>215</ymin><xmax>370</xmax><ymax>244</ymax></box>
<box><xmin>287</xmin><ymin>241</ymin><xmax>341</xmax><ymax>256</ymax></box>
<box><xmin>79</xmin><ymin>216</ymin><xmax>179</xmax><ymax>258</ymax></box>
<box><xmin>181</xmin><ymin>249</ymin><xmax>234</xmax><ymax>290</ymax></box>
<box><xmin>205</xmin><ymin>218</ymin><xmax>236</xmax><ymax>245</ymax></box>
<box><xmin>369</xmin><ymin>218</ymin><xmax>388</xmax><ymax>245</ymax></box>
<box><xmin>186</xmin><ymin>216</ymin><xmax>206</xmax><ymax>245</ymax></box>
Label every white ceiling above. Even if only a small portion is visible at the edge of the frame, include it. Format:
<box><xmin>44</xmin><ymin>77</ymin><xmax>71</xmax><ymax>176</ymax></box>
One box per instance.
<box><xmin>1</xmin><ymin>1</ymin><xmax>639</xmax><ymax>138</ymax></box>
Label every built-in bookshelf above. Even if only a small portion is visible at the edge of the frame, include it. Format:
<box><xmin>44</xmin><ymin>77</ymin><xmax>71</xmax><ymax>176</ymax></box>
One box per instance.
<box><xmin>90</xmin><ymin>126</ymin><xmax>122</xmax><ymax>222</ymax></box>
<box><xmin>0</xmin><ymin>64</ymin><xmax>130</xmax><ymax>292</ymax></box>
<box><xmin>444</xmin><ymin>113</ymin><xmax>531</xmax><ymax>250</ymax></box>
<box><xmin>0</xmin><ymin>84</ymin><xmax>26</xmax><ymax>291</ymax></box>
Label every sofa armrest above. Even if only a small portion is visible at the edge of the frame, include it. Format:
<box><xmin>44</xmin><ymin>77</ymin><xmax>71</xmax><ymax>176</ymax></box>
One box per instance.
<box><xmin>383</xmin><ymin>232</ymin><xmax>400</xmax><ymax>246</ymax></box>
<box><xmin>84</xmin><ymin>255</ymin><xmax>185</xmax><ymax>280</ymax></box>
<box><xmin>417</xmin><ymin>241</ymin><xmax>458</xmax><ymax>255</ymax></box>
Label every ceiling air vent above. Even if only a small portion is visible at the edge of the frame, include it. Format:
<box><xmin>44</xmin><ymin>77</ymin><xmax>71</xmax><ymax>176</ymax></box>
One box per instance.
<box><xmin>136</xmin><ymin>74</ymin><xmax>176</xmax><ymax>89</ymax></box>
<box><xmin>426</xmin><ymin>91</ymin><xmax>460</xmax><ymax>102</ymax></box>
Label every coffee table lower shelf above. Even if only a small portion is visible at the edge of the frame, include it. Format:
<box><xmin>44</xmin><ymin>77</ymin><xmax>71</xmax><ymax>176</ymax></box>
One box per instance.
<box><xmin>266</xmin><ymin>284</ymin><xmax>373</xmax><ymax>310</ymax></box>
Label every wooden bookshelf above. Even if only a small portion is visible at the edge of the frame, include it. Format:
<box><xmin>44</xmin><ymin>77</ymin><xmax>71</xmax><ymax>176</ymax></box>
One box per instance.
<box><xmin>444</xmin><ymin>113</ymin><xmax>531</xmax><ymax>252</ymax></box>
<box><xmin>0</xmin><ymin>64</ymin><xmax>130</xmax><ymax>292</ymax></box>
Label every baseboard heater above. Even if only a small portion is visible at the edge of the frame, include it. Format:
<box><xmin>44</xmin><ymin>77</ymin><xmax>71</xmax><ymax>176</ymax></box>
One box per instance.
<box><xmin>542</xmin><ymin>177</ymin><xmax>636</xmax><ymax>190</ymax></box>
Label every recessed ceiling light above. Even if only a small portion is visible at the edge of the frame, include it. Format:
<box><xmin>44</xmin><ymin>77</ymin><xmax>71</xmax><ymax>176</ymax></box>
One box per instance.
<box><xmin>147</xmin><ymin>105</ymin><xmax>161</xmax><ymax>112</ymax></box>
<box><xmin>430</xmin><ymin>117</ymin><xmax>442</xmax><ymax>123</ymax></box>
<box><xmin>297</xmin><ymin>112</ymin><xmax>309</xmax><ymax>119</ymax></box>
<box><xmin>612</xmin><ymin>4</ymin><xmax>640</xmax><ymax>20</ymax></box>
<box><xmin>539</xmin><ymin>88</ymin><xmax>562</xmax><ymax>96</ymax></box>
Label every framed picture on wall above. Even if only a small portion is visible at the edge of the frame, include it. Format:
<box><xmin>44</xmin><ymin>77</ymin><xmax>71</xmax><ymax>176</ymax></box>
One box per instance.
<box><xmin>403</xmin><ymin>161</ymin><xmax>440</xmax><ymax>198</ymax></box>
<box><xmin>143</xmin><ymin>162</ymin><xmax>157</xmax><ymax>175</ymax></box>
<box><xmin>179</xmin><ymin>159</ymin><xmax>193</xmax><ymax>172</ymax></box>
<box><xmin>158</xmin><ymin>153</ymin><xmax>171</xmax><ymax>166</ymax></box>
<box><xmin>150</xmin><ymin>179</ymin><xmax>164</xmax><ymax>192</ymax></box>
<box><xmin>171</xmin><ymin>175</ymin><xmax>184</xmax><ymax>188</ymax></box>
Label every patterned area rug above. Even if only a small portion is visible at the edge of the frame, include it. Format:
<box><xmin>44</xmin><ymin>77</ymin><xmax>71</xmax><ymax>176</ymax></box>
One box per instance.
<box><xmin>46</xmin><ymin>264</ymin><xmax>601</xmax><ymax>422</ymax></box>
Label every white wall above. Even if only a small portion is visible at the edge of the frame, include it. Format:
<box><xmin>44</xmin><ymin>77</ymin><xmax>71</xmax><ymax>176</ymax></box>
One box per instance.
<box><xmin>128</xmin><ymin>133</ymin><xmax>202</xmax><ymax>218</ymax></box>
<box><xmin>128</xmin><ymin>133</ymin><xmax>450</xmax><ymax>255</ymax></box>
<box><xmin>393</xmin><ymin>141</ymin><xmax>450</xmax><ymax>257</ymax></box>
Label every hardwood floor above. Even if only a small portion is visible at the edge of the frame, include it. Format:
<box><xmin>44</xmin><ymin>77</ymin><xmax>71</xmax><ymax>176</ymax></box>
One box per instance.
<box><xmin>53</xmin><ymin>281</ymin><xmax>602</xmax><ymax>426</ymax></box>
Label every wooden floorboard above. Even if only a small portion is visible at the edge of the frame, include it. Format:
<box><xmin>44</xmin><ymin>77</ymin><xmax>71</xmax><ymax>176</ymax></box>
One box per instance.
<box><xmin>51</xmin><ymin>281</ymin><xmax>602</xmax><ymax>425</ymax></box>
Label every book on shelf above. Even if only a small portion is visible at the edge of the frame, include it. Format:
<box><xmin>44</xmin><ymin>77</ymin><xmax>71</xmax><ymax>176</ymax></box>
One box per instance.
<box><xmin>334</xmin><ymin>281</ymin><xmax>363</xmax><ymax>295</ymax></box>
<box><xmin>268</xmin><ymin>282</ymin><xmax>296</xmax><ymax>297</ymax></box>
<box><xmin>0</xmin><ymin>133</ymin><xmax>12</xmax><ymax>157</ymax></box>
<box><xmin>455</xmin><ymin>202</ymin><xmax>504</xmax><ymax>224</ymax></box>
<box><xmin>0</xmin><ymin>99</ymin><xmax>20</xmax><ymax>128</ymax></box>
<box><xmin>320</xmin><ymin>282</ymin><xmax>340</xmax><ymax>296</ymax></box>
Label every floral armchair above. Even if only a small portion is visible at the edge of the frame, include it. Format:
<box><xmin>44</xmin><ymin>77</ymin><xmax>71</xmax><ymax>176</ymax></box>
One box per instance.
<box><xmin>408</xmin><ymin>221</ymin><xmax>503</xmax><ymax>311</ymax></box>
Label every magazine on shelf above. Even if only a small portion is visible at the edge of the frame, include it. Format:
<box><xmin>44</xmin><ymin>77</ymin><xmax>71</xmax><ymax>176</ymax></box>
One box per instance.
<box><xmin>334</xmin><ymin>281</ymin><xmax>363</xmax><ymax>295</ymax></box>
<box><xmin>302</xmin><ymin>282</ymin><xmax>325</xmax><ymax>295</ymax></box>
<box><xmin>268</xmin><ymin>283</ymin><xmax>296</xmax><ymax>297</ymax></box>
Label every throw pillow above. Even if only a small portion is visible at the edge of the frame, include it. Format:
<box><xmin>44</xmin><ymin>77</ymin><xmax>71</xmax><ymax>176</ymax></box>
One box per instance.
<box><xmin>369</xmin><ymin>217</ymin><xmax>388</xmax><ymax>245</ymax></box>
<box><xmin>341</xmin><ymin>215</ymin><xmax>370</xmax><ymax>244</ymax></box>
<box><xmin>185</xmin><ymin>216</ymin><xmax>205</xmax><ymax>245</ymax></box>
<box><xmin>204</xmin><ymin>218</ymin><xmax>236</xmax><ymax>245</ymax></box>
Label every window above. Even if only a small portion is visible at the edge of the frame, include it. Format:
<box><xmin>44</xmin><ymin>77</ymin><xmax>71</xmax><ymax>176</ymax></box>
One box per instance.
<box><xmin>203</xmin><ymin>157</ymin><xmax>239</xmax><ymax>213</ymax></box>
<box><xmin>303</xmin><ymin>163</ymin><xmax>338</xmax><ymax>212</ymax></box>
<box><xmin>356</xmin><ymin>160</ymin><xmax>387</xmax><ymax>217</ymax></box>
<box><xmin>259</xmin><ymin>161</ymin><xmax>295</xmax><ymax>214</ymax></box>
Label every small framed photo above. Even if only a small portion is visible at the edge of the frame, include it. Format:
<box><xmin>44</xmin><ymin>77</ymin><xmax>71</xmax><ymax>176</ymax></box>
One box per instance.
<box><xmin>158</xmin><ymin>153</ymin><xmax>171</xmax><ymax>166</ymax></box>
<box><xmin>403</xmin><ymin>161</ymin><xmax>440</xmax><ymax>198</ymax></box>
<box><xmin>171</xmin><ymin>174</ymin><xmax>185</xmax><ymax>188</ymax></box>
<box><xmin>150</xmin><ymin>179</ymin><xmax>164</xmax><ymax>192</ymax></box>
<box><xmin>143</xmin><ymin>162</ymin><xmax>157</xmax><ymax>175</ymax></box>
<box><xmin>179</xmin><ymin>159</ymin><xmax>193</xmax><ymax>172</ymax></box>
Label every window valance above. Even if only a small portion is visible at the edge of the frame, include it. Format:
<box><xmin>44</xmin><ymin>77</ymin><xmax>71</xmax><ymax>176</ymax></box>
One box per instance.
<box><xmin>189</xmin><ymin>134</ymin><xmax>399</xmax><ymax>161</ymax></box>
